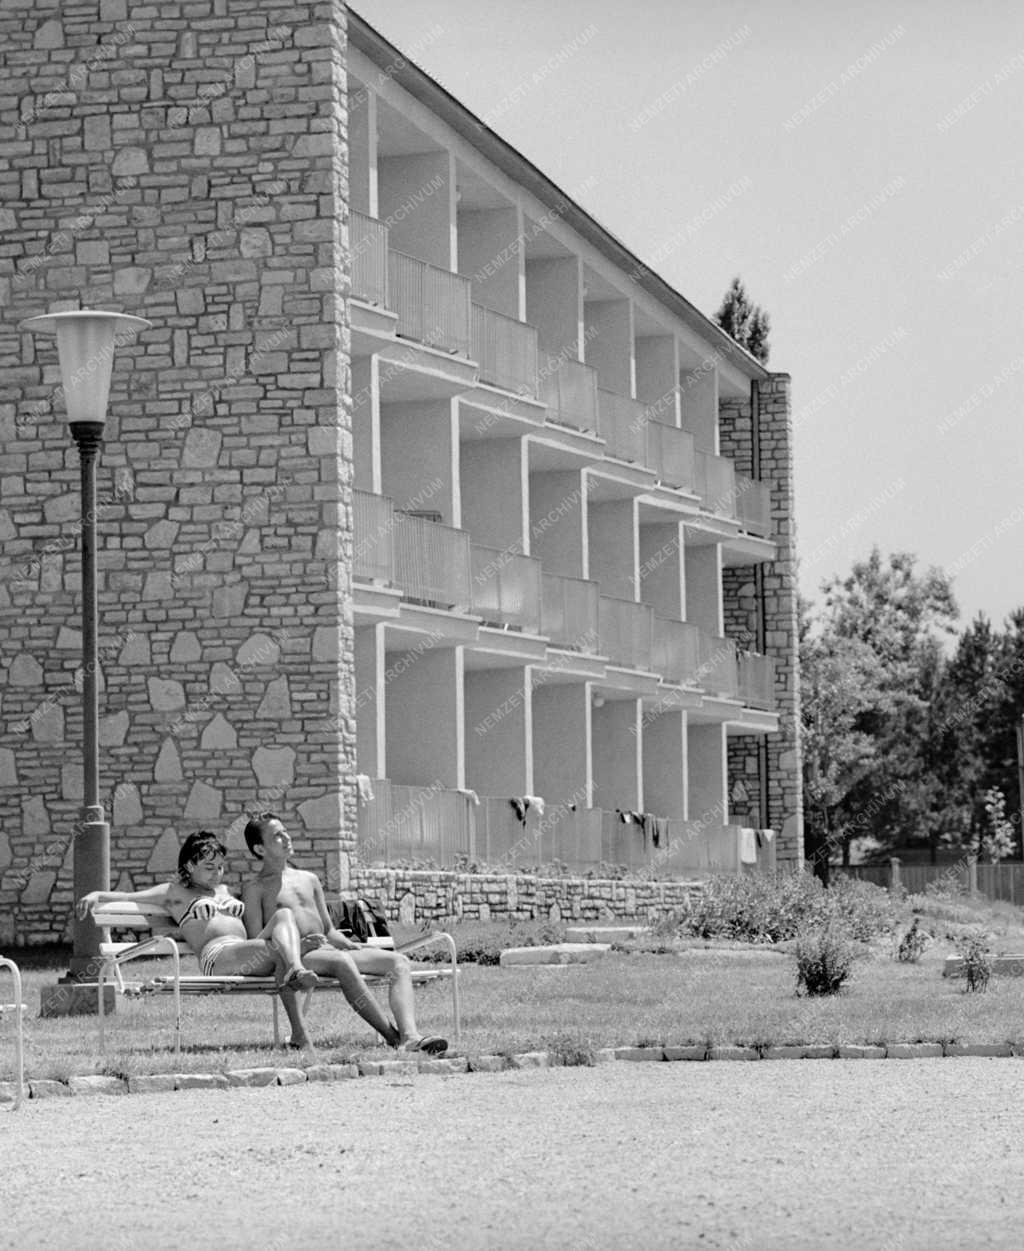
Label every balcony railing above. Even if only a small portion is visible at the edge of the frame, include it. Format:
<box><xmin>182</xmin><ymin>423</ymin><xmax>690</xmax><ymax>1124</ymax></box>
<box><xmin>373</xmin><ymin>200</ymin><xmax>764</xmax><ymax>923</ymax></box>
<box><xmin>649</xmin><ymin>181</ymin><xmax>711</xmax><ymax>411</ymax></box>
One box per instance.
<box><xmin>353</xmin><ymin>489</ymin><xmax>394</xmax><ymax>583</ymax></box>
<box><xmin>540</xmin><ymin>573</ymin><xmax>600</xmax><ymax>652</ymax></box>
<box><xmin>651</xmin><ymin>616</ymin><xmax>701</xmax><ymax>685</ymax></box>
<box><xmin>739</xmin><ymin>652</ymin><xmax>777</xmax><ymax>710</ymax></box>
<box><xmin>696</xmin><ymin>629</ymin><xmax>739</xmax><ymax>698</ymax></box>
<box><xmin>694</xmin><ymin>450</ymin><xmax>737</xmax><ymax>518</ymax></box>
<box><xmin>596</xmin><ymin>389</ymin><xmax>646</xmax><ymax>464</ymax></box>
<box><xmin>350</xmin><ymin>210</ymin><xmax>389</xmax><ymax>307</ymax></box>
<box><xmin>599</xmin><ymin>595</ymin><xmax>653</xmax><ymax>670</ymax></box>
<box><xmin>387</xmin><ymin>250</ymin><xmax>472</xmax><ymax>357</ymax></box>
<box><xmin>646</xmin><ymin>421</ymin><xmax>695</xmax><ymax>491</ymax></box>
<box><xmin>471</xmin><ymin>544</ymin><xmax>542</xmax><ymax>633</ymax></box>
<box><xmin>735</xmin><ymin>476</ymin><xmax>772</xmax><ymax>538</ymax></box>
<box><xmin>358</xmin><ymin>785</ymin><xmax>773</xmax><ymax>876</ymax></box>
<box><xmin>357</xmin><ymin>780</ymin><xmax>475</xmax><ymax>865</ymax></box>
<box><xmin>471</xmin><ymin>304</ymin><xmax>539</xmax><ymax>398</ymax></box>
<box><xmin>538</xmin><ymin>355</ymin><xmax>598</xmax><ymax>432</ymax></box>
<box><xmin>392</xmin><ymin>511</ymin><xmax>471</xmax><ymax>611</ymax></box>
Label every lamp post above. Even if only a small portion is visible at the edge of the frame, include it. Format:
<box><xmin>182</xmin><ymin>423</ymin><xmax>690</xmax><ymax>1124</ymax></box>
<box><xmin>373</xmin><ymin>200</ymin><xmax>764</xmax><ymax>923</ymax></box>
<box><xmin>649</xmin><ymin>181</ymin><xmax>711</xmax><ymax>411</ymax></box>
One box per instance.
<box><xmin>19</xmin><ymin>310</ymin><xmax>150</xmax><ymax>979</ymax></box>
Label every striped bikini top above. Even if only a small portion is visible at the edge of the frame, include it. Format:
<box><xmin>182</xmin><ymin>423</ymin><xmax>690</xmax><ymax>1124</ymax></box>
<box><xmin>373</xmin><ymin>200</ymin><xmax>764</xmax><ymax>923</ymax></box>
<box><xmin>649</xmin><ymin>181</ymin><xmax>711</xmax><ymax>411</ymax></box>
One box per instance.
<box><xmin>176</xmin><ymin>892</ymin><xmax>245</xmax><ymax>926</ymax></box>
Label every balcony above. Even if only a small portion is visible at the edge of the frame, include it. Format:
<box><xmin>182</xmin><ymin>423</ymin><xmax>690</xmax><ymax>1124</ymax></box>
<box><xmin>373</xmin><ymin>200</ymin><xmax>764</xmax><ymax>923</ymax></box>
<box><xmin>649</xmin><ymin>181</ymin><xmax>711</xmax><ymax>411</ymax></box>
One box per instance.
<box><xmin>596</xmin><ymin>389</ymin><xmax>646</xmax><ymax>464</ymax></box>
<box><xmin>471</xmin><ymin>304</ymin><xmax>539</xmax><ymax>398</ymax></box>
<box><xmin>540</xmin><ymin>573</ymin><xmax>600</xmax><ymax>652</ymax></box>
<box><xmin>353</xmin><ymin>489</ymin><xmax>394</xmax><ymax>583</ymax></box>
<box><xmin>694</xmin><ymin>450</ymin><xmax>737</xmax><ymax>518</ymax></box>
<box><xmin>651</xmin><ymin>616</ymin><xmax>701</xmax><ymax>685</ymax></box>
<box><xmin>599</xmin><ymin>595</ymin><xmax>653</xmax><ymax>670</ymax></box>
<box><xmin>471</xmin><ymin>544</ymin><xmax>542</xmax><ymax>633</ymax></box>
<box><xmin>646</xmin><ymin>420</ymin><xmax>695</xmax><ymax>491</ymax></box>
<box><xmin>696</xmin><ymin>629</ymin><xmax>739</xmax><ymax>698</ymax></box>
<box><xmin>350</xmin><ymin>210</ymin><xmax>389</xmax><ymax>306</ymax></box>
<box><xmin>735</xmin><ymin>476</ymin><xmax>772</xmax><ymax>538</ymax></box>
<box><xmin>739</xmin><ymin>652</ymin><xmax>777</xmax><ymax>710</ymax></box>
<box><xmin>538</xmin><ymin>355</ymin><xmax>598</xmax><ymax>432</ymax></box>
<box><xmin>392</xmin><ymin>511</ymin><xmax>472</xmax><ymax>611</ymax></box>
<box><xmin>387</xmin><ymin>249</ymin><xmax>472</xmax><ymax>357</ymax></box>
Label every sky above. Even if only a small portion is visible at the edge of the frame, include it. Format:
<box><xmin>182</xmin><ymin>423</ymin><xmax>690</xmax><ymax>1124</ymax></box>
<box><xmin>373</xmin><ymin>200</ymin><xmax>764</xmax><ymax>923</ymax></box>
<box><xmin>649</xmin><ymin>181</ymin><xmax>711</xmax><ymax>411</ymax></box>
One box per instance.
<box><xmin>351</xmin><ymin>0</ymin><xmax>1024</xmax><ymax>633</ymax></box>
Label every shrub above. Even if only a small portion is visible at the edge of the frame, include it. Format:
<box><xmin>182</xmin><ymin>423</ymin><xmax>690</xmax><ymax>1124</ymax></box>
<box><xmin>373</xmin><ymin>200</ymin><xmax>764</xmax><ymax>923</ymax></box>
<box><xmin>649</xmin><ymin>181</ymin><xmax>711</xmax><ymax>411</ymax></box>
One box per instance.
<box><xmin>955</xmin><ymin>929</ymin><xmax>993</xmax><ymax>992</ymax></box>
<box><xmin>896</xmin><ymin>917</ymin><xmax>927</xmax><ymax>962</ymax></box>
<box><xmin>794</xmin><ymin>923</ymin><xmax>857</xmax><ymax>996</ymax></box>
<box><xmin>682</xmin><ymin>872</ymin><xmax>900</xmax><ymax>945</ymax></box>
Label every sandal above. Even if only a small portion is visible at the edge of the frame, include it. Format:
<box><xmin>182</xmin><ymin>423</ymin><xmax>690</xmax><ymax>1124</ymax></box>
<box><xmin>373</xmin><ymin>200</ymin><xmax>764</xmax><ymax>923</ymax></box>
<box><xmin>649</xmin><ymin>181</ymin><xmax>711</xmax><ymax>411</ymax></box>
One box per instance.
<box><xmin>399</xmin><ymin>1035</ymin><xmax>448</xmax><ymax>1056</ymax></box>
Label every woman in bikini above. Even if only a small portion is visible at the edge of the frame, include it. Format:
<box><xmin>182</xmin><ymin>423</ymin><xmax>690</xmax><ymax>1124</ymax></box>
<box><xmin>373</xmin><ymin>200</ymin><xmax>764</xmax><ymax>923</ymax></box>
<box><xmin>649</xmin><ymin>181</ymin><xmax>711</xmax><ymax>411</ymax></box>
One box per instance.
<box><xmin>77</xmin><ymin>830</ymin><xmax>319</xmax><ymax>1048</ymax></box>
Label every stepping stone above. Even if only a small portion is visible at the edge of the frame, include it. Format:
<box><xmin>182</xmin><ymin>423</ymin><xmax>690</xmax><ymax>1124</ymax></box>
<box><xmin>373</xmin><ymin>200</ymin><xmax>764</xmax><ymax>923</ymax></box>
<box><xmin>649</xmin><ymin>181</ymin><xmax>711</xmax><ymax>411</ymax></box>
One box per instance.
<box><xmin>565</xmin><ymin>925</ymin><xmax>651</xmax><ymax>943</ymax></box>
<box><xmin>499</xmin><ymin>943</ymin><xmax>611</xmax><ymax>966</ymax></box>
<box><xmin>943</xmin><ymin>954</ymin><xmax>1024</xmax><ymax>978</ymax></box>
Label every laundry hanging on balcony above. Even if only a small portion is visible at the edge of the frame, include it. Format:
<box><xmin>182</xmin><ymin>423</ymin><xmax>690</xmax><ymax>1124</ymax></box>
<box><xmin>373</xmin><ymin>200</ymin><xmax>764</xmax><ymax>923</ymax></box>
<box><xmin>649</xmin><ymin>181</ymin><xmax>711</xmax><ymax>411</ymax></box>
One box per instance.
<box><xmin>509</xmin><ymin>795</ymin><xmax>545</xmax><ymax>825</ymax></box>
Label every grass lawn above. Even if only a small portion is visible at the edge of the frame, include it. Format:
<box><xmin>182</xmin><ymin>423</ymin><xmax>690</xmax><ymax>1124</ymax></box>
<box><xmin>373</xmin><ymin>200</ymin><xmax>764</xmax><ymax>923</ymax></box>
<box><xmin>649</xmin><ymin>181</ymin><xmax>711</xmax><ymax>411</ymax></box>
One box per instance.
<box><xmin>5</xmin><ymin>929</ymin><xmax>1024</xmax><ymax>1082</ymax></box>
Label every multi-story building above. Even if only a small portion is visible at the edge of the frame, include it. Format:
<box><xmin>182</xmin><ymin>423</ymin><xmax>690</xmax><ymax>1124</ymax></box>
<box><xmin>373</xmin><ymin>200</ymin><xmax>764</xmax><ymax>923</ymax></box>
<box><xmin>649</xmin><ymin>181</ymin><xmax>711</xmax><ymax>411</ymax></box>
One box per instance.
<box><xmin>0</xmin><ymin>3</ymin><xmax>801</xmax><ymax>944</ymax></box>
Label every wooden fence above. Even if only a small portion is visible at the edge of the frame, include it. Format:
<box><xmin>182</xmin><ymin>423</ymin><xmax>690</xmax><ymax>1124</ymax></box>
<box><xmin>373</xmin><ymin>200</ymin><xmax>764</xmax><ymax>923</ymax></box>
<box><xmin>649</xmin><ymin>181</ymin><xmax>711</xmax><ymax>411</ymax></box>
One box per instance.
<box><xmin>839</xmin><ymin>859</ymin><xmax>1024</xmax><ymax>906</ymax></box>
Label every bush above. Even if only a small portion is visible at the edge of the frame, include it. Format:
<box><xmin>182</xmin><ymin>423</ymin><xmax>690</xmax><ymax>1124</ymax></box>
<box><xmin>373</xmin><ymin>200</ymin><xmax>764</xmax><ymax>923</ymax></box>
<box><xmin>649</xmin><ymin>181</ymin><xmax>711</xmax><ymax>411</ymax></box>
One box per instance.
<box><xmin>955</xmin><ymin>929</ymin><xmax>993</xmax><ymax>993</ymax></box>
<box><xmin>794</xmin><ymin>924</ymin><xmax>857</xmax><ymax>996</ymax></box>
<box><xmin>896</xmin><ymin>917</ymin><xmax>927</xmax><ymax>962</ymax></box>
<box><xmin>682</xmin><ymin>872</ymin><xmax>900</xmax><ymax>945</ymax></box>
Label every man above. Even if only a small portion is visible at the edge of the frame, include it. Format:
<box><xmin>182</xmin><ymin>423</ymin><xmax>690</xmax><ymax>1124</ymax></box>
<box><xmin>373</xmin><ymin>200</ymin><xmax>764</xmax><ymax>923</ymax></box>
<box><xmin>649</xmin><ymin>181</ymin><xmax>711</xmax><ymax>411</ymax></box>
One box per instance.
<box><xmin>241</xmin><ymin>811</ymin><xmax>448</xmax><ymax>1055</ymax></box>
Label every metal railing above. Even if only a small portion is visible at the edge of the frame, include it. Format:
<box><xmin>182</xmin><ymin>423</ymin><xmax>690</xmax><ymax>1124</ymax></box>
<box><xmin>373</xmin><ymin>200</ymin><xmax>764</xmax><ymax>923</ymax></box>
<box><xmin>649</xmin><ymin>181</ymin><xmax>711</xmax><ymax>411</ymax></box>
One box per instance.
<box><xmin>646</xmin><ymin>421</ymin><xmax>695</xmax><ymax>491</ymax></box>
<box><xmin>696</xmin><ymin>629</ymin><xmax>739</xmax><ymax>697</ymax></box>
<box><xmin>471</xmin><ymin>304</ymin><xmax>539</xmax><ymax>398</ymax></box>
<box><xmin>694</xmin><ymin>450</ymin><xmax>737</xmax><ymax>517</ymax></box>
<box><xmin>392</xmin><ymin>512</ymin><xmax>471</xmax><ymax>611</ymax></box>
<box><xmin>651</xmin><ymin>616</ymin><xmax>701</xmax><ymax>685</ymax></box>
<box><xmin>739</xmin><ymin>652</ymin><xmax>777</xmax><ymax>710</ymax></box>
<box><xmin>353</xmin><ymin>489</ymin><xmax>395</xmax><ymax>583</ymax></box>
<box><xmin>598</xmin><ymin>595</ymin><xmax>653</xmax><ymax>670</ymax></box>
<box><xmin>387</xmin><ymin>249</ymin><xmax>472</xmax><ymax>357</ymax></box>
<box><xmin>538</xmin><ymin>355</ymin><xmax>599</xmax><ymax>432</ymax></box>
<box><xmin>350</xmin><ymin>210</ymin><xmax>389</xmax><ymax>307</ymax></box>
<box><xmin>735</xmin><ymin>476</ymin><xmax>772</xmax><ymax>537</ymax></box>
<box><xmin>596</xmin><ymin>389</ymin><xmax>646</xmax><ymax>464</ymax></box>
<box><xmin>540</xmin><ymin>573</ymin><xmax>600</xmax><ymax>651</ymax></box>
<box><xmin>471</xmin><ymin>544</ymin><xmax>542</xmax><ymax>633</ymax></box>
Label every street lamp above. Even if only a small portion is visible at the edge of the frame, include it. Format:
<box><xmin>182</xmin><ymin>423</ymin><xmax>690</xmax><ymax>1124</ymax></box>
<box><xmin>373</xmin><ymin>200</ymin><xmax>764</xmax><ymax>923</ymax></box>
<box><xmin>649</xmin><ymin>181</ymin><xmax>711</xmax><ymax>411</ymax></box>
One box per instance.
<box><xmin>19</xmin><ymin>310</ymin><xmax>150</xmax><ymax>979</ymax></box>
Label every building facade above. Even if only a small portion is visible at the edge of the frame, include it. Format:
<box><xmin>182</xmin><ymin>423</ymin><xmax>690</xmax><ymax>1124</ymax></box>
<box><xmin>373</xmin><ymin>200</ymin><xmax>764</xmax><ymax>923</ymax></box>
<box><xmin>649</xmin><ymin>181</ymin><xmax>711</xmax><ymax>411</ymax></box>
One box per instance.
<box><xmin>0</xmin><ymin>2</ymin><xmax>802</xmax><ymax>944</ymax></box>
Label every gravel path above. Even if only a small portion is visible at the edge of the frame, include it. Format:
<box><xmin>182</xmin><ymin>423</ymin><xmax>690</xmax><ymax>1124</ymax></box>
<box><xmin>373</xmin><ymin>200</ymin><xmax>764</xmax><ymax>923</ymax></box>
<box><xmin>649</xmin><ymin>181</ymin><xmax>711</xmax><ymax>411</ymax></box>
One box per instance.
<box><xmin>4</xmin><ymin>1059</ymin><xmax>1024</xmax><ymax>1250</ymax></box>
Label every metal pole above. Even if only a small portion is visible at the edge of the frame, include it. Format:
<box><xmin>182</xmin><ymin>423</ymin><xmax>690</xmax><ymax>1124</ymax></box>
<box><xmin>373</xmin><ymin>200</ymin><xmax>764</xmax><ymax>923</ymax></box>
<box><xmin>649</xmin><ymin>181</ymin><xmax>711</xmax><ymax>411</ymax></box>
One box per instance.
<box><xmin>69</xmin><ymin>420</ymin><xmax>110</xmax><ymax>977</ymax></box>
<box><xmin>1016</xmin><ymin>715</ymin><xmax>1024</xmax><ymax>860</ymax></box>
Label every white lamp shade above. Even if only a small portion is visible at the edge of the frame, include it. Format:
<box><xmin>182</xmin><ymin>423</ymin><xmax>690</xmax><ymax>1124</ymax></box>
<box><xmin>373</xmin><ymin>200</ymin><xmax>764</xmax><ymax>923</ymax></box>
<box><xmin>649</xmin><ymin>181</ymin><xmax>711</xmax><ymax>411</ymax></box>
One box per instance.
<box><xmin>19</xmin><ymin>310</ymin><xmax>151</xmax><ymax>425</ymax></box>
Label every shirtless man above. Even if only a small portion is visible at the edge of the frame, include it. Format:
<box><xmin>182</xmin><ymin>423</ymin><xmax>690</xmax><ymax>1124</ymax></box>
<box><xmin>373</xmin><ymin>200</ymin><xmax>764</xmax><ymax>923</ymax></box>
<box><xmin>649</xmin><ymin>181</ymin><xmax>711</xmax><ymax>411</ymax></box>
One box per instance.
<box><xmin>77</xmin><ymin>830</ymin><xmax>319</xmax><ymax>1049</ymax></box>
<box><xmin>241</xmin><ymin>812</ymin><xmax>448</xmax><ymax>1055</ymax></box>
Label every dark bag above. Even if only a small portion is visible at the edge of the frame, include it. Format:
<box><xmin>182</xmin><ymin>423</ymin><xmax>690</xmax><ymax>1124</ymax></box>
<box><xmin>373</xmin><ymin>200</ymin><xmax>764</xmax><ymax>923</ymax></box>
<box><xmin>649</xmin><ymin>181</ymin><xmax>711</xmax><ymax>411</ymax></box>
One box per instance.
<box><xmin>333</xmin><ymin>897</ymin><xmax>391</xmax><ymax>943</ymax></box>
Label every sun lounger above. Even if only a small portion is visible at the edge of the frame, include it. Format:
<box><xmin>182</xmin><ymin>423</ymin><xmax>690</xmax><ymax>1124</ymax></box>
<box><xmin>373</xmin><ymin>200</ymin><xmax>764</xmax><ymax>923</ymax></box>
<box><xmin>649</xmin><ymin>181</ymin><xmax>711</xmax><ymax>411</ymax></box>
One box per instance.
<box><xmin>87</xmin><ymin>901</ymin><xmax>460</xmax><ymax>1056</ymax></box>
<box><xmin>0</xmin><ymin>956</ymin><xmax>26</xmax><ymax>1110</ymax></box>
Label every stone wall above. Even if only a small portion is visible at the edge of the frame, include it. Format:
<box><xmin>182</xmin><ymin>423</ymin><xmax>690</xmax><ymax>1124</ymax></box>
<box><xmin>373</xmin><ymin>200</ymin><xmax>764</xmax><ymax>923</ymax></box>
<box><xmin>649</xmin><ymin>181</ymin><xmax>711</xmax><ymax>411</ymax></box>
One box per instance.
<box><xmin>351</xmin><ymin>868</ymin><xmax>701</xmax><ymax>925</ymax></box>
<box><xmin>719</xmin><ymin>374</ymin><xmax>803</xmax><ymax>864</ymax></box>
<box><xmin>0</xmin><ymin>0</ymin><xmax>356</xmax><ymax>945</ymax></box>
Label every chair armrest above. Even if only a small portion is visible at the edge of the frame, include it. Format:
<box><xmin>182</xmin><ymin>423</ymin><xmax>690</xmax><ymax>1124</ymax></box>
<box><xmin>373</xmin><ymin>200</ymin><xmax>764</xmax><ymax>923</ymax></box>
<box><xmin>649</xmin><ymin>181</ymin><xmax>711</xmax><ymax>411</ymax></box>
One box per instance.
<box><xmin>395</xmin><ymin>930</ymin><xmax>458</xmax><ymax>964</ymax></box>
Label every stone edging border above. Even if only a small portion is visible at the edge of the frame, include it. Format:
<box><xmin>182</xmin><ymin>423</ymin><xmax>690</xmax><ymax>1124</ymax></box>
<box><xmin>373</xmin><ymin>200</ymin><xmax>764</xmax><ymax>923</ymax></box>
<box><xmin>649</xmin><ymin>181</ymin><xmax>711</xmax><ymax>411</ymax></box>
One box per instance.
<box><xmin>2</xmin><ymin>1040</ymin><xmax>1021</xmax><ymax>1101</ymax></box>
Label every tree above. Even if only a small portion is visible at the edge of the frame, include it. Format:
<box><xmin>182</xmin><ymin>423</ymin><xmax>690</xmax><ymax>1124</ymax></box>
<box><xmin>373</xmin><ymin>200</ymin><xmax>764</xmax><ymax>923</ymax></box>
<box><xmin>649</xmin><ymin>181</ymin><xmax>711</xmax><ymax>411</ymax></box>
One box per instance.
<box><xmin>799</xmin><ymin>603</ymin><xmax>892</xmax><ymax>882</ymax></box>
<box><xmin>715</xmin><ymin>276</ymin><xmax>771</xmax><ymax>363</ymax></box>
<box><xmin>804</xmin><ymin>549</ymin><xmax>960</xmax><ymax>866</ymax></box>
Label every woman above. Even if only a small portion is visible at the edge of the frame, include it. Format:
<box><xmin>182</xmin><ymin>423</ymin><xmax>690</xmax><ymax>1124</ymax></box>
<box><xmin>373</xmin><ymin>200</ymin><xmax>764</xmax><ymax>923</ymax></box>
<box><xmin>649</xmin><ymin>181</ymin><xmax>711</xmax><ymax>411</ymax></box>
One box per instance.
<box><xmin>77</xmin><ymin>831</ymin><xmax>319</xmax><ymax>1048</ymax></box>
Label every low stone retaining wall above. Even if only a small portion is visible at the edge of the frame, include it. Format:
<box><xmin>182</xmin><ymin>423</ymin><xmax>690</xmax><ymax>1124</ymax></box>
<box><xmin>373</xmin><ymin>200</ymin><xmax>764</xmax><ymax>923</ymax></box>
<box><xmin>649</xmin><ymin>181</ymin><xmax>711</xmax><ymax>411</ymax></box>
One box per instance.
<box><xmin>349</xmin><ymin>868</ymin><xmax>700</xmax><ymax>925</ymax></box>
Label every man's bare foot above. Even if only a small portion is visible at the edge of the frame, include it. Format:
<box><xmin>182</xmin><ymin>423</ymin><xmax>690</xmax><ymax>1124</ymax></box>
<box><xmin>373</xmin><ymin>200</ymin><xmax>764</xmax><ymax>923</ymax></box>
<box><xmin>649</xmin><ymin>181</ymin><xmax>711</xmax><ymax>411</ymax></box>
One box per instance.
<box><xmin>280</xmin><ymin>966</ymin><xmax>320</xmax><ymax>993</ymax></box>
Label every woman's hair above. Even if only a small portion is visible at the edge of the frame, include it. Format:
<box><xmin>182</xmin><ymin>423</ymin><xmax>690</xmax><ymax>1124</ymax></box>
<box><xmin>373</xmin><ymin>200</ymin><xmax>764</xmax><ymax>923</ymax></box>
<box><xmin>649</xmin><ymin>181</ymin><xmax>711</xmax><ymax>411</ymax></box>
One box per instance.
<box><xmin>177</xmin><ymin>831</ymin><xmax>227</xmax><ymax>885</ymax></box>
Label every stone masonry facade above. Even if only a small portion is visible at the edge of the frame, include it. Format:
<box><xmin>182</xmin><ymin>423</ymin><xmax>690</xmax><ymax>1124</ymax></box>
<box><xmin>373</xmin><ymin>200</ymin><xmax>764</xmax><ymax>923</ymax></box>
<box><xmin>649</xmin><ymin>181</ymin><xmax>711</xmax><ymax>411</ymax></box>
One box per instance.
<box><xmin>719</xmin><ymin>374</ymin><xmax>804</xmax><ymax>864</ymax></box>
<box><xmin>0</xmin><ymin>0</ymin><xmax>357</xmax><ymax>944</ymax></box>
